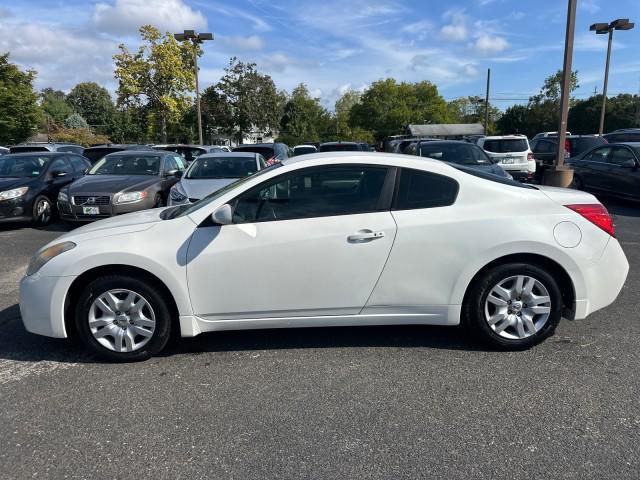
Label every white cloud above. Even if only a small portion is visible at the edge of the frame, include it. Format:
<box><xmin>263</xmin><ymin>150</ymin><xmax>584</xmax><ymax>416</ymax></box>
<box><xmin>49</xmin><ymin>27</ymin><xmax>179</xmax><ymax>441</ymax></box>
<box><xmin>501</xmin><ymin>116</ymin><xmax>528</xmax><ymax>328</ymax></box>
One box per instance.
<box><xmin>402</xmin><ymin>20</ymin><xmax>433</xmax><ymax>35</ymax></box>
<box><xmin>191</xmin><ymin>2</ymin><xmax>272</xmax><ymax>32</ymax></box>
<box><xmin>218</xmin><ymin>35</ymin><xmax>265</xmax><ymax>51</ymax></box>
<box><xmin>93</xmin><ymin>0</ymin><xmax>207</xmax><ymax>35</ymax></box>
<box><xmin>463</xmin><ymin>64</ymin><xmax>479</xmax><ymax>77</ymax></box>
<box><xmin>473</xmin><ymin>34</ymin><xmax>509</xmax><ymax>55</ymax></box>
<box><xmin>440</xmin><ymin>11</ymin><xmax>468</xmax><ymax>42</ymax></box>
<box><xmin>580</xmin><ymin>0</ymin><xmax>600</xmax><ymax>14</ymax></box>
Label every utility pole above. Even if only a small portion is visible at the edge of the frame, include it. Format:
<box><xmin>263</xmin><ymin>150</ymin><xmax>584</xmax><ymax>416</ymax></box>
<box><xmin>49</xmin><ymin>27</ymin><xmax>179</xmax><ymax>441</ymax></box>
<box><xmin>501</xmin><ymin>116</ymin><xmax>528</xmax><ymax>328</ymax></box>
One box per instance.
<box><xmin>545</xmin><ymin>0</ymin><xmax>576</xmax><ymax>186</ymax></box>
<box><xmin>590</xmin><ymin>19</ymin><xmax>635</xmax><ymax>135</ymax></box>
<box><xmin>174</xmin><ymin>30</ymin><xmax>214</xmax><ymax>145</ymax></box>
<box><xmin>484</xmin><ymin>68</ymin><xmax>491</xmax><ymax>135</ymax></box>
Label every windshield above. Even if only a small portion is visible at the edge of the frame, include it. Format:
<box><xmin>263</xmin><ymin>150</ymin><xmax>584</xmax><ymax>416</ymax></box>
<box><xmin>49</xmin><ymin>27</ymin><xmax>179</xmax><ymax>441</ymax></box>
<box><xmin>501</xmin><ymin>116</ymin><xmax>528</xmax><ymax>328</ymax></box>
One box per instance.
<box><xmin>419</xmin><ymin>144</ymin><xmax>492</xmax><ymax>165</ymax></box>
<box><xmin>89</xmin><ymin>154</ymin><xmax>161</xmax><ymax>176</ymax></box>
<box><xmin>319</xmin><ymin>143</ymin><xmax>360</xmax><ymax>152</ymax></box>
<box><xmin>0</xmin><ymin>155</ymin><xmax>50</xmax><ymax>177</ymax></box>
<box><xmin>9</xmin><ymin>146</ymin><xmax>49</xmax><ymax>153</ymax></box>
<box><xmin>166</xmin><ymin>163</ymin><xmax>283</xmax><ymax>219</ymax></box>
<box><xmin>84</xmin><ymin>148</ymin><xmax>122</xmax><ymax>163</ymax></box>
<box><xmin>164</xmin><ymin>146</ymin><xmax>205</xmax><ymax>163</ymax></box>
<box><xmin>186</xmin><ymin>156</ymin><xmax>257</xmax><ymax>179</ymax></box>
<box><xmin>483</xmin><ymin>139</ymin><xmax>528</xmax><ymax>153</ymax></box>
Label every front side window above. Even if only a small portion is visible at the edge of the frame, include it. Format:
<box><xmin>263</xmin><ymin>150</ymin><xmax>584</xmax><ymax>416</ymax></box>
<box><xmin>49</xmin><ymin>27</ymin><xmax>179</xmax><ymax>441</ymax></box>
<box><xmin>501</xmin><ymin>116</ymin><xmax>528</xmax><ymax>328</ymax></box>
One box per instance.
<box><xmin>584</xmin><ymin>147</ymin><xmax>611</xmax><ymax>163</ymax></box>
<box><xmin>89</xmin><ymin>155</ymin><xmax>161</xmax><ymax>175</ymax></box>
<box><xmin>608</xmin><ymin>147</ymin><xmax>637</xmax><ymax>167</ymax></box>
<box><xmin>68</xmin><ymin>155</ymin><xmax>89</xmax><ymax>173</ymax></box>
<box><xmin>419</xmin><ymin>144</ymin><xmax>491</xmax><ymax>165</ymax></box>
<box><xmin>49</xmin><ymin>157</ymin><xmax>71</xmax><ymax>175</ymax></box>
<box><xmin>394</xmin><ymin>168</ymin><xmax>458</xmax><ymax>210</ymax></box>
<box><xmin>232</xmin><ymin>165</ymin><xmax>389</xmax><ymax>223</ymax></box>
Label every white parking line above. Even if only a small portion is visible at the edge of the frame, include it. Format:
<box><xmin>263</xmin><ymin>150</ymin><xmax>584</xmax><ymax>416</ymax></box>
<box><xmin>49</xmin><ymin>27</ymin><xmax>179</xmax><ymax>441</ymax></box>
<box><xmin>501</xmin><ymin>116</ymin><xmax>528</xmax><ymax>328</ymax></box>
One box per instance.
<box><xmin>0</xmin><ymin>358</ymin><xmax>79</xmax><ymax>385</ymax></box>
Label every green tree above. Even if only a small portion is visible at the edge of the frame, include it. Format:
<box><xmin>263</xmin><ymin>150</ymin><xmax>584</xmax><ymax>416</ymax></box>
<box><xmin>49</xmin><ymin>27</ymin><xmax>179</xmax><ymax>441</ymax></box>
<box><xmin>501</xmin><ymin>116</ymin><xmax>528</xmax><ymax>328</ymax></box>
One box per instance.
<box><xmin>569</xmin><ymin>94</ymin><xmax>640</xmax><ymax>134</ymax></box>
<box><xmin>202</xmin><ymin>57</ymin><xmax>282</xmax><ymax>143</ymax></box>
<box><xmin>349</xmin><ymin>78</ymin><xmax>451</xmax><ymax>141</ymax></box>
<box><xmin>66</xmin><ymin>82</ymin><xmax>115</xmax><ymax>134</ymax></box>
<box><xmin>448</xmin><ymin>95</ymin><xmax>501</xmax><ymax>132</ymax></box>
<box><xmin>64</xmin><ymin>113</ymin><xmax>89</xmax><ymax>129</ymax></box>
<box><xmin>0</xmin><ymin>53</ymin><xmax>42</xmax><ymax>144</ymax></box>
<box><xmin>335</xmin><ymin>89</ymin><xmax>362</xmax><ymax>139</ymax></box>
<box><xmin>110</xmin><ymin>106</ymin><xmax>148</xmax><ymax>144</ymax></box>
<box><xmin>278</xmin><ymin>83</ymin><xmax>331</xmax><ymax>145</ymax></box>
<box><xmin>41</xmin><ymin>87</ymin><xmax>73</xmax><ymax>124</ymax></box>
<box><xmin>113</xmin><ymin>25</ymin><xmax>196</xmax><ymax>142</ymax></box>
<box><xmin>496</xmin><ymin>104</ymin><xmax>530</xmax><ymax>135</ymax></box>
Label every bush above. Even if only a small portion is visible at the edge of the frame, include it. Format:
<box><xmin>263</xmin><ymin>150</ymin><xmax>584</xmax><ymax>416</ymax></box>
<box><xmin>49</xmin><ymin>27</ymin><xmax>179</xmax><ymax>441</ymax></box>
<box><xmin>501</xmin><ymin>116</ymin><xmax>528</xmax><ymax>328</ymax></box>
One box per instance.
<box><xmin>63</xmin><ymin>113</ymin><xmax>89</xmax><ymax>129</ymax></box>
<box><xmin>52</xmin><ymin>128</ymin><xmax>109</xmax><ymax>147</ymax></box>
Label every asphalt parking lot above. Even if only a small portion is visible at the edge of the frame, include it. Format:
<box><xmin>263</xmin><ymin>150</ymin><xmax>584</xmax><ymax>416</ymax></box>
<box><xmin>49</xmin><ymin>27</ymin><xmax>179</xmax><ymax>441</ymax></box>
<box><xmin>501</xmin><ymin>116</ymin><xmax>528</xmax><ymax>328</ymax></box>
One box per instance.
<box><xmin>0</xmin><ymin>199</ymin><xmax>638</xmax><ymax>480</ymax></box>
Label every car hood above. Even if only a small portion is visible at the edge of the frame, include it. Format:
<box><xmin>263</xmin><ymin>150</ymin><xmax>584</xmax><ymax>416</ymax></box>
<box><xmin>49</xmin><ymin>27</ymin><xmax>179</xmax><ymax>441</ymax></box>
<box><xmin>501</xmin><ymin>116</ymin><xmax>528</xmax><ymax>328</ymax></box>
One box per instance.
<box><xmin>69</xmin><ymin>175</ymin><xmax>159</xmax><ymax>194</ymax></box>
<box><xmin>181</xmin><ymin>177</ymin><xmax>237</xmax><ymax>201</ymax></box>
<box><xmin>0</xmin><ymin>177</ymin><xmax>35</xmax><ymax>191</ymax></box>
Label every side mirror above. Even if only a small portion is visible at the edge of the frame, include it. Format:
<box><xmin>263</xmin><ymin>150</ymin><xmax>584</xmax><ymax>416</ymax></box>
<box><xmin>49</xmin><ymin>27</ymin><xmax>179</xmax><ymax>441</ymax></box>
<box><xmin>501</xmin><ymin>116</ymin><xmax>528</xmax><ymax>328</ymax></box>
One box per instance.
<box><xmin>211</xmin><ymin>204</ymin><xmax>233</xmax><ymax>225</ymax></box>
<box><xmin>50</xmin><ymin>170</ymin><xmax>67</xmax><ymax>179</ymax></box>
<box><xmin>165</xmin><ymin>169</ymin><xmax>181</xmax><ymax>178</ymax></box>
<box><xmin>621</xmin><ymin>160</ymin><xmax>637</xmax><ymax>169</ymax></box>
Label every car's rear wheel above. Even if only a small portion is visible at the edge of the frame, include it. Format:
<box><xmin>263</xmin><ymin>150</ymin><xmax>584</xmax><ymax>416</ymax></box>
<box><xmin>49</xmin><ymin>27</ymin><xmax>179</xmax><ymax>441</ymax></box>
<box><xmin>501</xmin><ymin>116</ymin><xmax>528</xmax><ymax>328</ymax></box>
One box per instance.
<box><xmin>32</xmin><ymin>195</ymin><xmax>52</xmax><ymax>225</ymax></box>
<box><xmin>464</xmin><ymin>263</ymin><xmax>562</xmax><ymax>349</ymax></box>
<box><xmin>74</xmin><ymin>275</ymin><xmax>172</xmax><ymax>361</ymax></box>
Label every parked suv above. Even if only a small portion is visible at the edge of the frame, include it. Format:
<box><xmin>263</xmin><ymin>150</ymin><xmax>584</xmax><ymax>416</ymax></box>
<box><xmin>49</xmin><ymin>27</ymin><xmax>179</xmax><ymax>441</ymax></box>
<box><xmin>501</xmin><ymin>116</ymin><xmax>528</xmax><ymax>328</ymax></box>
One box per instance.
<box><xmin>82</xmin><ymin>144</ymin><xmax>153</xmax><ymax>165</ymax></box>
<box><xmin>530</xmin><ymin>135</ymin><xmax>607</xmax><ymax>183</ymax></box>
<box><xmin>476</xmin><ymin>135</ymin><xmax>535</xmax><ymax>181</ymax></box>
<box><xmin>532</xmin><ymin>131</ymin><xmax>572</xmax><ymax>140</ymax></box>
<box><xmin>153</xmin><ymin>144</ymin><xmax>225</xmax><ymax>164</ymax></box>
<box><xmin>10</xmin><ymin>142</ymin><xmax>84</xmax><ymax>155</ymax></box>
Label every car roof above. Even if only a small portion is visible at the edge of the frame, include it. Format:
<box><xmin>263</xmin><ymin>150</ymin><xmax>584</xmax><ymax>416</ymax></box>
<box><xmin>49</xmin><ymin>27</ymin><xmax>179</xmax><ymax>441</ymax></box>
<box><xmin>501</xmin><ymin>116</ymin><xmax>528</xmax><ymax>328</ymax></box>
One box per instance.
<box><xmin>418</xmin><ymin>140</ymin><xmax>469</xmax><ymax>145</ymax></box>
<box><xmin>234</xmin><ymin>143</ymin><xmax>279</xmax><ymax>148</ymax></box>
<box><xmin>197</xmin><ymin>152</ymin><xmax>258</xmax><ymax>159</ymax></box>
<box><xmin>281</xmin><ymin>151</ymin><xmax>447</xmax><ymax>168</ymax></box>
<box><xmin>293</xmin><ymin>144</ymin><xmax>317</xmax><ymax>149</ymax></box>
<box><xmin>1</xmin><ymin>151</ymin><xmax>66</xmax><ymax>157</ymax></box>
<box><xmin>482</xmin><ymin>135</ymin><xmax>527</xmax><ymax>140</ymax></box>
<box><xmin>320</xmin><ymin>141</ymin><xmax>359</xmax><ymax>146</ymax></box>
<box><xmin>85</xmin><ymin>144</ymin><xmax>151</xmax><ymax>150</ymax></box>
<box><xmin>104</xmin><ymin>150</ymin><xmax>168</xmax><ymax>157</ymax></box>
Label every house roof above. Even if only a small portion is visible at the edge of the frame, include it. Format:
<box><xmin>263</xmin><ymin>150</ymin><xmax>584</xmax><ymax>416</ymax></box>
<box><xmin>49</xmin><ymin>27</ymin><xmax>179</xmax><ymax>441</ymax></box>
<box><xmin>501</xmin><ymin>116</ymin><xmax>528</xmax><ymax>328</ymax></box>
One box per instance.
<box><xmin>407</xmin><ymin>123</ymin><xmax>485</xmax><ymax>137</ymax></box>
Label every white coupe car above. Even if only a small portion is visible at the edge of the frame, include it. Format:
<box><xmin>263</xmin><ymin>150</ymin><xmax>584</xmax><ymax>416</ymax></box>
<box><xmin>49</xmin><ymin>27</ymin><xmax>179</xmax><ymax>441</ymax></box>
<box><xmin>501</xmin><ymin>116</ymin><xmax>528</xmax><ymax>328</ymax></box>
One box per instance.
<box><xmin>20</xmin><ymin>153</ymin><xmax>628</xmax><ymax>361</ymax></box>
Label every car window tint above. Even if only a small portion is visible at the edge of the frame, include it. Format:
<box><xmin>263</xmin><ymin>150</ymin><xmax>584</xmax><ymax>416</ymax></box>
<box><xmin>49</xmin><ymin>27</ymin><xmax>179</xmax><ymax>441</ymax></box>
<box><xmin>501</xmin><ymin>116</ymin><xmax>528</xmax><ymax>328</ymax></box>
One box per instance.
<box><xmin>584</xmin><ymin>147</ymin><xmax>611</xmax><ymax>163</ymax></box>
<box><xmin>394</xmin><ymin>168</ymin><xmax>458</xmax><ymax>210</ymax></box>
<box><xmin>482</xmin><ymin>139</ymin><xmax>528</xmax><ymax>153</ymax></box>
<box><xmin>164</xmin><ymin>156</ymin><xmax>177</xmax><ymax>173</ymax></box>
<box><xmin>186</xmin><ymin>156</ymin><xmax>258</xmax><ymax>179</ymax></box>
<box><xmin>608</xmin><ymin>147</ymin><xmax>636</xmax><ymax>167</ymax></box>
<box><xmin>172</xmin><ymin>155</ymin><xmax>186</xmax><ymax>170</ymax></box>
<box><xmin>49</xmin><ymin>157</ymin><xmax>71</xmax><ymax>174</ymax></box>
<box><xmin>69</xmin><ymin>155</ymin><xmax>89</xmax><ymax>173</ymax></box>
<box><xmin>58</xmin><ymin>146</ymin><xmax>83</xmax><ymax>154</ymax></box>
<box><xmin>232</xmin><ymin>165</ymin><xmax>389</xmax><ymax>223</ymax></box>
<box><xmin>536</xmin><ymin>140</ymin><xmax>555</xmax><ymax>154</ymax></box>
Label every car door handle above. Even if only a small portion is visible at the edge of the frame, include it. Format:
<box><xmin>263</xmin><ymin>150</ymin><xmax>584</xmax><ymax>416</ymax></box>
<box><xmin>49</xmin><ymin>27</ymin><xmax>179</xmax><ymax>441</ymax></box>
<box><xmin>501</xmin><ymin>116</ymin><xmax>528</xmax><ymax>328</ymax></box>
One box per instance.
<box><xmin>348</xmin><ymin>230</ymin><xmax>385</xmax><ymax>242</ymax></box>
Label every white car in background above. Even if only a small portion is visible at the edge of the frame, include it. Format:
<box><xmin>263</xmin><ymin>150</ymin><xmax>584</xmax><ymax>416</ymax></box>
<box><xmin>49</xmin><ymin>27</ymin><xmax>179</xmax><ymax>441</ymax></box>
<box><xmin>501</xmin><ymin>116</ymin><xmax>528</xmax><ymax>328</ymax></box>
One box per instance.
<box><xmin>20</xmin><ymin>152</ymin><xmax>628</xmax><ymax>361</ymax></box>
<box><xmin>477</xmin><ymin>135</ymin><xmax>536</xmax><ymax>182</ymax></box>
<box><xmin>293</xmin><ymin>144</ymin><xmax>317</xmax><ymax>156</ymax></box>
<box><xmin>169</xmin><ymin>152</ymin><xmax>266</xmax><ymax>205</ymax></box>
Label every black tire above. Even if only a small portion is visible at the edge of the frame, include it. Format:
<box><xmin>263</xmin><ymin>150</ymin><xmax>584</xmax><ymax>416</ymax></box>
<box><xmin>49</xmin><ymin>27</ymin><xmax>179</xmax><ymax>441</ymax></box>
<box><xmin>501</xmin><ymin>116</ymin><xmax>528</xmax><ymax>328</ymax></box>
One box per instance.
<box><xmin>463</xmin><ymin>263</ymin><xmax>563</xmax><ymax>350</ymax></box>
<box><xmin>154</xmin><ymin>194</ymin><xmax>165</xmax><ymax>208</ymax></box>
<box><xmin>74</xmin><ymin>275</ymin><xmax>173</xmax><ymax>362</ymax></box>
<box><xmin>32</xmin><ymin>195</ymin><xmax>53</xmax><ymax>225</ymax></box>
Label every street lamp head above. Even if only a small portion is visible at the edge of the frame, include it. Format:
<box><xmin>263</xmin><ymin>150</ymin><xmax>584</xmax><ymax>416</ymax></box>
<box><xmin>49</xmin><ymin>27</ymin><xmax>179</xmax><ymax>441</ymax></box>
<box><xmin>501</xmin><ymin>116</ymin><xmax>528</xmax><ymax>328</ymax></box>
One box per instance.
<box><xmin>590</xmin><ymin>22</ymin><xmax>609</xmax><ymax>31</ymax></box>
<box><xmin>174</xmin><ymin>33</ymin><xmax>185</xmax><ymax>41</ymax></box>
<box><xmin>184</xmin><ymin>29</ymin><xmax>195</xmax><ymax>37</ymax></box>
<box><xmin>615</xmin><ymin>21</ymin><xmax>634</xmax><ymax>31</ymax></box>
<box><xmin>198</xmin><ymin>32</ymin><xmax>214</xmax><ymax>41</ymax></box>
<box><xmin>610</xmin><ymin>18</ymin><xmax>630</xmax><ymax>29</ymax></box>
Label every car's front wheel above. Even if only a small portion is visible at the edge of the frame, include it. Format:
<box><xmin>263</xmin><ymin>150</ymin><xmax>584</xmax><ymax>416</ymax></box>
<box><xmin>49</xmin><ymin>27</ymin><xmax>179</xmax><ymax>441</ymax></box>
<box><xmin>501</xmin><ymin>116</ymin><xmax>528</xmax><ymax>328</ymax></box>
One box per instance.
<box><xmin>74</xmin><ymin>275</ymin><xmax>173</xmax><ymax>361</ymax></box>
<box><xmin>32</xmin><ymin>195</ymin><xmax>52</xmax><ymax>225</ymax></box>
<box><xmin>464</xmin><ymin>263</ymin><xmax>563</xmax><ymax>349</ymax></box>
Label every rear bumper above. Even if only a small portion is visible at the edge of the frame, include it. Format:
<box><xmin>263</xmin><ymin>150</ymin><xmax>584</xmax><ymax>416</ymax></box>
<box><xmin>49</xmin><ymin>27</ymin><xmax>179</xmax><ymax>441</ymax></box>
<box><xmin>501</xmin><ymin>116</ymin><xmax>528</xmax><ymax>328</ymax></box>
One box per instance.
<box><xmin>573</xmin><ymin>237</ymin><xmax>629</xmax><ymax>319</ymax></box>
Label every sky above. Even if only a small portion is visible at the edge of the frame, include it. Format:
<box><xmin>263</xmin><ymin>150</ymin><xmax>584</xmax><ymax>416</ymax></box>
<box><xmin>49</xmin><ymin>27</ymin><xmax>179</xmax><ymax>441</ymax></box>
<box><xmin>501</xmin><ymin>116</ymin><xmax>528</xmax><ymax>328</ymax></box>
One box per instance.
<box><xmin>1</xmin><ymin>0</ymin><xmax>639</xmax><ymax>111</ymax></box>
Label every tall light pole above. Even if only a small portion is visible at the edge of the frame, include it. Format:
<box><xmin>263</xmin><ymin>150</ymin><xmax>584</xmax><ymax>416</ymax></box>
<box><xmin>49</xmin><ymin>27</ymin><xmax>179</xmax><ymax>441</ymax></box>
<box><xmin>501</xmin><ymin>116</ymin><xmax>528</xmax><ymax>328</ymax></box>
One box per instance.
<box><xmin>174</xmin><ymin>30</ymin><xmax>214</xmax><ymax>145</ymax></box>
<box><xmin>544</xmin><ymin>0</ymin><xmax>576</xmax><ymax>187</ymax></box>
<box><xmin>590</xmin><ymin>19</ymin><xmax>635</xmax><ymax>135</ymax></box>
<box><xmin>484</xmin><ymin>68</ymin><xmax>491</xmax><ymax>135</ymax></box>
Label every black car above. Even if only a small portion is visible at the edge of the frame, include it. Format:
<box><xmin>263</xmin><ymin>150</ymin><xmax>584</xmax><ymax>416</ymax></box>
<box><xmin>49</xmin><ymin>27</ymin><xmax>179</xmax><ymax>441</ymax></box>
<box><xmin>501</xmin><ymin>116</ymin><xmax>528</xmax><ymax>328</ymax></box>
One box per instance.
<box><xmin>0</xmin><ymin>152</ymin><xmax>90</xmax><ymax>224</ymax></box>
<box><xmin>530</xmin><ymin>135</ymin><xmax>607</xmax><ymax>183</ymax></box>
<box><xmin>233</xmin><ymin>143</ymin><xmax>290</xmax><ymax>165</ymax></box>
<box><xmin>318</xmin><ymin>141</ymin><xmax>364</xmax><ymax>152</ymax></box>
<box><xmin>10</xmin><ymin>142</ymin><xmax>84</xmax><ymax>155</ymax></box>
<box><xmin>603</xmin><ymin>129</ymin><xmax>640</xmax><ymax>143</ymax></box>
<box><xmin>567</xmin><ymin>142</ymin><xmax>640</xmax><ymax>201</ymax></box>
<box><xmin>405</xmin><ymin>140</ymin><xmax>511</xmax><ymax>178</ymax></box>
<box><xmin>58</xmin><ymin>151</ymin><xmax>185</xmax><ymax>222</ymax></box>
<box><xmin>82</xmin><ymin>144</ymin><xmax>153</xmax><ymax>165</ymax></box>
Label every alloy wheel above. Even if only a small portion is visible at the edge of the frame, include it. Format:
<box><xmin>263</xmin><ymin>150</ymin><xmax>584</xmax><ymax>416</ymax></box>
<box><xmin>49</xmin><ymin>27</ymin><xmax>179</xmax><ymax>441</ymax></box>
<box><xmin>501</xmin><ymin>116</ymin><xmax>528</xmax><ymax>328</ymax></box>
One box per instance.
<box><xmin>484</xmin><ymin>275</ymin><xmax>552</xmax><ymax>340</ymax></box>
<box><xmin>36</xmin><ymin>198</ymin><xmax>52</xmax><ymax>224</ymax></box>
<box><xmin>88</xmin><ymin>289</ymin><xmax>156</xmax><ymax>353</ymax></box>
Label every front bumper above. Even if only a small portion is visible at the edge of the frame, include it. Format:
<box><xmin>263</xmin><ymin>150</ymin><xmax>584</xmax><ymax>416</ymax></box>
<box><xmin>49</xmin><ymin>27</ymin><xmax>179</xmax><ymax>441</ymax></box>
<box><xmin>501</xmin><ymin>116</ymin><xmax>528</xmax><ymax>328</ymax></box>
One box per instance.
<box><xmin>58</xmin><ymin>197</ymin><xmax>155</xmax><ymax>222</ymax></box>
<box><xmin>19</xmin><ymin>273</ymin><xmax>77</xmax><ymax>338</ymax></box>
<box><xmin>573</xmin><ymin>237</ymin><xmax>629</xmax><ymax>319</ymax></box>
<box><xmin>0</xmin><ymin>197</ymin><xmax>31</xmax><ymax>222</ymax></box>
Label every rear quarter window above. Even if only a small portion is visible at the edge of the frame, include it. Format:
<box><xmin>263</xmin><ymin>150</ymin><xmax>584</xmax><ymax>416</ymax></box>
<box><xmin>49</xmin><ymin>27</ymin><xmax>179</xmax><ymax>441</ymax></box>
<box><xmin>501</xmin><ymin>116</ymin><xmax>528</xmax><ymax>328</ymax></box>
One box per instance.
<box><xmin>394</xmin><ymin>168</ymin><xmax>459</xmax><ymax>210</ymax></box>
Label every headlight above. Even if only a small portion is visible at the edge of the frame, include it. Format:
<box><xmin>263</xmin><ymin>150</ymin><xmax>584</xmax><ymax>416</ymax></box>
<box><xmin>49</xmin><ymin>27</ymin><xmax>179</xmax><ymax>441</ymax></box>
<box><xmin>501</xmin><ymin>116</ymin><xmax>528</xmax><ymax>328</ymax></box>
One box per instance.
<box><xmin>0</xmin><ymin>186</ymin><xmax>28</xmax><ymax>201</ymax></box>
<box><xmin>58</xmin><ymin>190</ymin><xmax>68</xmax><ymax>202</ymax></box>
<box><xmin>170</xmin><ymin>183</ymin><xmax>188</xmax><ymax>202</ymax></box>
<box><xmin>26</xmin><ymin>241</ymin><xmax>76</xmax><ymax>276</ymax></box>
<box><xmin>115</xmin><ymin>191</ymin><xmax>147</xmax><ymax>204</ymax></box>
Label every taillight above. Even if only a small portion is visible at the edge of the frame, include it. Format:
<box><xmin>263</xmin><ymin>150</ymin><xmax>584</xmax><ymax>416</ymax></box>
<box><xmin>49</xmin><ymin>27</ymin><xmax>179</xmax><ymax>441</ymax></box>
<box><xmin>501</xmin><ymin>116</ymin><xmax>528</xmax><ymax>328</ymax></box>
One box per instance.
<box><xmin>565</xmin><ymin>204</ymin><xmax>615</xmax><ymax>237</ymax></box>
<box><xmin>564</xmin><ymin>139</ymin><xmax>571</xmax><ymax>156</ymax></box>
